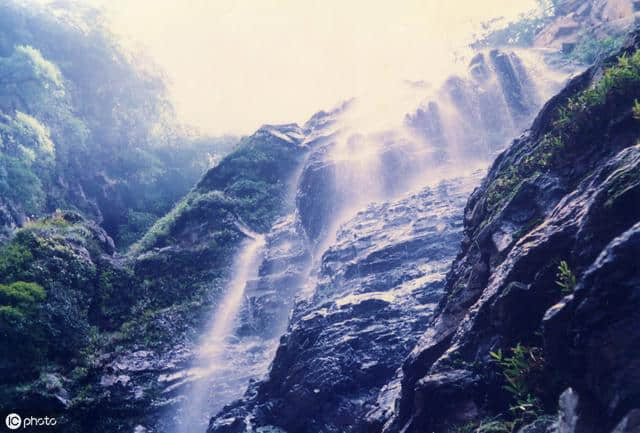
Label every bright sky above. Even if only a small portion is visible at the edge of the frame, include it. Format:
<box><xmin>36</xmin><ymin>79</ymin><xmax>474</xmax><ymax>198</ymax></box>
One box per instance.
<box><xmin>56</xmin><ymin>0</ymin><xmax>540</xmax><ymax>135</ymax></box>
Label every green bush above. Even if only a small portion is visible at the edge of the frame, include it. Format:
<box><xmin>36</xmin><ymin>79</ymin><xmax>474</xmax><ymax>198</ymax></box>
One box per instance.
<box><xmin>0</xmin><ymin>281</ymin><xmax>47</xmax><ymax>378</ymax></box>
<box><xmin>568</xmin><ymin>35</ymin><xmax>624</xmax><ymax>65</ymax></box>
<box><xmin>490</xmin><ymin>345</ymin><xmax>545</xmax><ymax>430</ymax></box>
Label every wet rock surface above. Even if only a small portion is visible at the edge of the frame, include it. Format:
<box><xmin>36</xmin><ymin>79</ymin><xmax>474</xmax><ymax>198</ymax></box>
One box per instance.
<box><xmin>381</xmin><ymin>32</ymin><xmax>640</xmax><ymax>433</ymax></box>
<box><xmin>208</xmin><ymin>174</ymin><xmax>482</xmax><ymax>433</ymax></box>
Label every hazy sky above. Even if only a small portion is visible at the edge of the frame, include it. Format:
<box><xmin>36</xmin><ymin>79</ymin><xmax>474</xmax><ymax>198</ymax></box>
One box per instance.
<box><xmin>57</xmin><ymin>1</ymin><xmax>540</xmax><ymax>135</ymax></box>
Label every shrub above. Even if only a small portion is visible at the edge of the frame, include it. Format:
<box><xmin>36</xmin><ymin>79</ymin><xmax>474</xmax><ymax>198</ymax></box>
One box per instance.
<box><xmin>490</xmin><ymin>345</ymin><xmax>545</xmax><ymax>430</ymax></box>
<box><xmin>569</xmin><ymin>34</ymin><xmax>624</xmax><ymax>65</ymax></box>
<box><xmin>555</xmin><ymin>261</ymin><xmax>576</xmax><ymax>295</ymax></box>
<box><xmin>0</xmin><ymin>236</ymin><xmax>35</xmax><ymax>281</ymax></box>
<box><xmin>0</xmin><ymin>281</ymin><xmax>47</xmax><ymax>378</ymax></box>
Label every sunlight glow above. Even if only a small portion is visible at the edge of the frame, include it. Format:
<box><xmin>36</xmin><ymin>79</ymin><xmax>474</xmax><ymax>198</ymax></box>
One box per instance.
<box><xmin>41</xmin><ymin>0</ymin><xmax>539</xmax><ymax>134</ymax></box>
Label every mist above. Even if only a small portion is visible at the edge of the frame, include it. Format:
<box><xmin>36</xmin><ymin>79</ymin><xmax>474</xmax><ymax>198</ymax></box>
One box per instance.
<box><xmin>43</xmin><ymin>0</ymin><xmax>541</xmax><ymax>135</ymax></box>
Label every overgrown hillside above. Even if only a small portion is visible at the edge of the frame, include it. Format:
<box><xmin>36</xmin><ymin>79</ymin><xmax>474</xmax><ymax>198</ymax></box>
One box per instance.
<box><xmin>0</xmin><ymin>1</ymin><xmax>236</xmax><ymax>248</ymax></box>
<box><xmin>0</xmin><ymin>116</ymin><xmax>315</xmax><ymax>432</ymax></box>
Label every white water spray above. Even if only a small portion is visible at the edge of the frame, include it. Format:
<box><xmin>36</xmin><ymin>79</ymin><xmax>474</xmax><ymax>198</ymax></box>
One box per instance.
<box><xmin>175</xmin><ymin>233</ymin><xmax>266</xmax><ymax>433</ymax></box>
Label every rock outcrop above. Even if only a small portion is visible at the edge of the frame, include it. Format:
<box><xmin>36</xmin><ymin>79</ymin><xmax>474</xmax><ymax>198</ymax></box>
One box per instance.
<box><xmin>535</xmin><ymin>0</ymin><xmax>637</xmax><ymax>52</ymax></box>
<box><xmin>208</xmin><ymin>174</ymin><xmax>482</xmax><ymax>433</ymax></box>
<box><xmin>382</xmin><ymin>30</ymin><xmax>640</xmax><ymax>433</ymax></box>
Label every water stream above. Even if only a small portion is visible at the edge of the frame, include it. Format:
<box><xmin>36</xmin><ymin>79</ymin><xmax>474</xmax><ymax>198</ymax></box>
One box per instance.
<box><xmin>172</xmin><ymin>37</ymin><xmax>573</xmax><ymax>433</ymax></box>
<box><xmin>174</xmin><ymin>233</ymin><xmax>267</xmax><ymax>433</ymax></box>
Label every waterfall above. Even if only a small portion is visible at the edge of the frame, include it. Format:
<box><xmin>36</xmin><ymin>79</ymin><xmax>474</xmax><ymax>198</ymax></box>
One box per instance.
<box><xmin>173</xmin><ymin>233</ymin><xmax>266</xmax><ymax>433</ymax></box>
<box><xmin>174</xmin><ymin>39</ymin><xmax>574</xmax><ymax>433</ymax></box>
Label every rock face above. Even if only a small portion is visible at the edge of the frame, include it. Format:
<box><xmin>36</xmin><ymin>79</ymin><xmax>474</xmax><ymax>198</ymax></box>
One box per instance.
<box><xmin>208</xmin><ymin>174</ymin><xmax>481</xmax><ymax>433</ymax></box>
<box><xmin>535</xmin><ymin>0</ymin><xmax>637</xmax><ymax>52</ymax></box>
<box><xmin>237</xmin><ymin>214</ymin><xmax>312</xmax><ymax>340</ymax></box>
<box><xmin>0</xmin><ymin>119</ymin><xmax>325</xmax><ymax>433</ymax></box>
<box><xmin>206</xmin><ymin>47</ymin><xmax>564</xmax><ymax>433</ymax></box>
<box><xmin>381</xmin><ymin>32</ymin><xmax>640</xmax><ymax>433</ymax></box>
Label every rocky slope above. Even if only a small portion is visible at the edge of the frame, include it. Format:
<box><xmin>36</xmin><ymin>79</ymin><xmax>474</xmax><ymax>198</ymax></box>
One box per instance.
<box><xmin>380</xmin><ymin>30</ymin><xmax>640</xmax><ymax>433</ymax></box>
<box><xmin>204</xmin><ymin>45</ymin><xmax>563</xmax><ymax>433</ymax></box>
<box><xmin>534</xmin><ymin>0</ymin><xmax>637</xmax><ymax>52</ymax></box>
<box><xmin>208</xmin><ymin>174</ymin><xmax>482</xmax><ymax>433</ymax></box>
<box><xmin>205</xmin><ymin>27</ymin><xmax>640</xmax><ymax>433</ymax></box>
<box><xmin>85</xmin><ymin>123</ymin><xmax>317</xmax><ymax>433</ymax></box>
<box><xmin>0</xmin><ymin>119</ymin><xmax>319</xmax><ymax>433</ymax></box>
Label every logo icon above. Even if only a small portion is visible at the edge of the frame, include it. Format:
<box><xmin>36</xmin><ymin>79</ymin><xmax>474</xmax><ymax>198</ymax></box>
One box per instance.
<box><xmin>5</xmin><ymin>413</ymin><xmax>21</xmax><ymax>430</ymax></box>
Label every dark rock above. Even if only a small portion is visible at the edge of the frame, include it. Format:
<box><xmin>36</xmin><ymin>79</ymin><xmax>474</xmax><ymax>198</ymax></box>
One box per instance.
<box><xmin>610</xmin><ymin>409</ymin><xmax>640</xmax><ymax>433</ymax></box>
<box><xmin>545</xmin><ymin>222</ymin><xmax>640</xmax><ymax>422</ymax></box>
<box><xmin>413</xmin><ymin>369</ymin><xmax>481</xmax><ymax>430</ymax></box>
<box><xmin>209</xmin><ymin>175</ymin><xmax>482</xmax><ymax>433</ymax></box>
<box><xmin>383</xmin><ymin>31</ymin><xmax>640</xmax><ymax>433</ymax></box>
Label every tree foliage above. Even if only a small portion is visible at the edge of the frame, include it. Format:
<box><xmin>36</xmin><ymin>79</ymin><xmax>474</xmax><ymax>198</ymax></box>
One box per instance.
<box><xmin>0</xmin><ymin>1</ymin><xmax>237</xmax><ymax>247</ymax></box>
<box><xmin>0</xmin><ymin>281</ymin><xmax>47</xmax><ymax>378</ymax></box>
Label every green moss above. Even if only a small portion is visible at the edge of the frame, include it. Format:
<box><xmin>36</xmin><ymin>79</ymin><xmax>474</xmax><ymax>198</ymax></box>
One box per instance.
<box><xmin>557</xmin><ymin>50</ymin><xmax>640</xmax><ymax>134</ymax></box>
<box><xmin>486</xmin><ymin>135</ymin><xmax>562</xmax><ymax>211</ymax></box>
<box><xmin>513</xmin><ymin>217</ymin><xmax>544</xmax><ymax>240</ymax></box>
<box><xmin>130</xmin><ymin>190</ymin><xmax>236</xmax><ymax>254</ymax></box>
<box><xmin>487</xmin><ymin>49</ymin><xmax>640</xmax><ymax>215</ymax></box>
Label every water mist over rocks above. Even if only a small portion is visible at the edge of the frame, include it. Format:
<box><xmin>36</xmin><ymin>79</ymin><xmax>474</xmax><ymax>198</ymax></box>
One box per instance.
<box><xmin>202</xmin><ymin>49</ymin><xmax>568</xmax><ymax>433</ymax></box>
<box><xmin>4</xmin><ymin>2</ymin><xmax>640</xmax><ymax>433</ymax></box>
<box><xmin>173</xmin><ymin>232</ymin><xmax>266</xmax><ymax>433</ymax></box>
<box><xmin>90</xmin><ymin>19</ymin><xmax>569</xmax><ymax>433</ymax></box>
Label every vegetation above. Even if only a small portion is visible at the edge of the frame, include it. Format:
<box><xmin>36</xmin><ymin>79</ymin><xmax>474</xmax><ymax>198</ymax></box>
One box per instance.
<box><xmin>0</xmin><ymin>212</ymin><xmax>140</xmax><ymax>383</ymax></box>
<box><xmin>568</xmin><ymin>34</ymin><xmax>624</xmax><ymax>65</ymax></box>
<box><xmin>487</xmin><ymin>48</ymin><xmax>640</xmax><ymax>213</ymax></box>
<box><xmin>0</xmin><ymin>281</ymin><xmax>47</xmax><ymax>377</ymax></box>
<box><xmin>488</xmin><ymin>345</ymin><xmax>545</xmax><ymax>432</ymax></box>
<box><xmin>556</xmin><ymin>51</ymin><xmax>640</xmax><ymax>132</ymax></box>
<box><xmin>634</xmin><ymin>99</ymin><xmax>640</xmax><ymax>120</ymax></box>
<box><xmin>472</xmin><ymin>0</ymin><xmax>558</xmax><ymax>48</ymax></box>
<box><xmin>555</xmin><ymin>261</ymin><xmax>576</xmax><ymax>295</ymax></box>
<box><xmin>198</xmin><ymin>130</ymin><xmax>305</xmax><ymax>231</ymax></box>
<box><xmin>0</xmin><ymin>1</ymin><xmax>237</xmax><ymax>248</ymax></box>
<box><xmin>486</xmin><ymin>135</ymin><xmax>564</xmax><ymax>210</ymax></box>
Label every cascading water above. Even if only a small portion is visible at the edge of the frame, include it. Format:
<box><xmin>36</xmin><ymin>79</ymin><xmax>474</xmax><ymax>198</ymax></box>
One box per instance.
<box><xmin>173</xmin><ymin>233</ymin><xmax>266</xmax><ymax>433</ymax></box>
<box><xmin>174</xmin><ymin>13</ymin><xmax>576</xmax><ymax>433</ymax></box>
<box><xmin>204</xmin><ymin>47</ymin><xmax>574</xmax><ymax>432</ymax></box>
